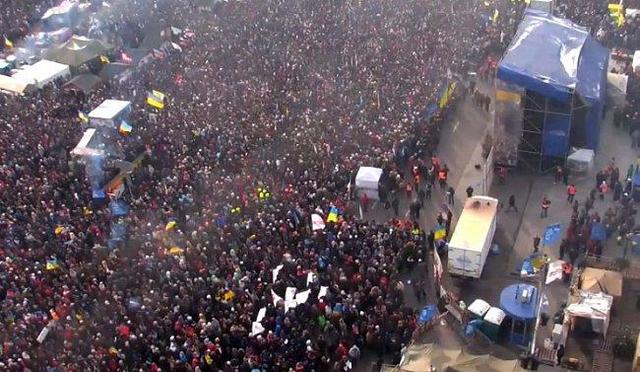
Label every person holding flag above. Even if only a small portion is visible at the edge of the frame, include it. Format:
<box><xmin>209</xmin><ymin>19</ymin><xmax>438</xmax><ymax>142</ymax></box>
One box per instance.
<box><xmin>4</xmin><ymin>36</ymin><xmax>13</xmax><ymax>49</ymax></box>
<box><xmin>119</xmin><ymin>120</ymin><xmax>133</xmax><ymax>136</ymax></box>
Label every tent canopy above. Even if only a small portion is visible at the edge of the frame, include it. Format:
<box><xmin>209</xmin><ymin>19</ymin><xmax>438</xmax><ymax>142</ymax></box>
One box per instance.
<box><xmin>44</xmin><ymin>36</ymin><xmax>113</xmax><ymax>67</ymax></box>
<box><xmin>89</xmin><ymin>99</ymin><xmax>132</xmax><ymax>120</ymax></box>
<box><xmin>64</xmin><ymin>73</ymin><xmax>102</xmax><ymax>93</ymax></box>
<box><xmin>99</xmin><ymin>62</ymin><xmax>131</xmax><ymax>81</ymax></box>
<box><xmin>388</xmin><ymin>343</ymin><xmax>523</xmax><ymax>372</ymax></box>
<box><xmin>0</xmin><ymin>74</ymin><xmax>30</xmax><ymax>95</ymax></box>
<box><xmin>497</xmin><ymin>10</ymin><xmax>608</xmax><ymax>104</ymax></box>
<box><xmin>355</xmin><ymin>166</ymin><xmax>382</xmax><ymax>190</ymax></box>
<box><xmin>580</xmin><ymin>267</ymin><xmax>623</xmax><ymax>297</ymax></box>
<box><xmin>499</xmin><ymin>283</ymin><xmax>538</xmax><ymax>320</ymax></box>
<box><xmin>12</xmin><ymin>59</ymin><xmax>70</xmax><ymax>88</ymax></box>
<box><xmin>565</xmin><ymin>291</ymin><xmax>613</xmax><ymax>334</ymax></box>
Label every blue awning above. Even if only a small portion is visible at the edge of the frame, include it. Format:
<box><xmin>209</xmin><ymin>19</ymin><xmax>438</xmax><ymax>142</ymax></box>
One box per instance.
<box><xmin>500</xmin><ymin>283</ymin><xmax>538</xmax><ymax>320</ymax></box>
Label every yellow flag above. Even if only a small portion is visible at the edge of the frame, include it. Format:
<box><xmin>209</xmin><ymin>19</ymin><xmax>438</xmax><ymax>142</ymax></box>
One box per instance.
<box><xmin>146</xmin><ymin>90</ymin><xmax>166</xmax><ymax>109</ymax></box>
<box><xmin>4</xmin><ymin>37</ymin><xmax>13</xmax><ymax>49</ymax></box>
<box><xmin>168</xmin><ymin>246</ymin><xmax>184</xmax><ymax>255</ymax></box>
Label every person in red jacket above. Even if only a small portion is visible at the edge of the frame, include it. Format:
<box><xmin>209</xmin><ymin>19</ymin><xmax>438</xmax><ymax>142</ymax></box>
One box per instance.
<box><xmin>567</xmin><ymin>184</ymin><xmax>577</xmax><ymax>203</ymax></box>
<box><xmin>540</xmin><ymin>196</ymin><xmax>551</xmax><ymax>218</ymax></box>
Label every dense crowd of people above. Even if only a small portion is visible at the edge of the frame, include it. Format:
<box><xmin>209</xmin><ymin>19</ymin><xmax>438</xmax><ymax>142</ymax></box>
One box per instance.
<box><xmin>0</xmin><ymin>0</ymin><xmax>636</xmax><ymax>370</ymax></box>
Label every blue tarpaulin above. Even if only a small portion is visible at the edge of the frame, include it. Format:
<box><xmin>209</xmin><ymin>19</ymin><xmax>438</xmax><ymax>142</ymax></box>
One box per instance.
<box><xmin>497</xmin><ymin>11</ymin><xmax>590</xmax><ymax>103</ymax></box>
<box><xmin>109</xmin><ymin>200</ymin><xmax>130</xmax><ymax>217</ymax></box>
<box><xmin>497</xmin><ymin>10</ymin><xmax>608</xmax><ymax>151</ymax></box>
<box><xmin>543</xmin><ymin>223</ymin><xmax>563</xmax><ymax>245</ymax></box>
<box><xmin>465</xmin><ymin>319</ymin><xmax>483</xmax><ymax>337</ymax></box>
<box><xmin>418</xmin><ymin>304</ymin><xmax>438</xmax><ymax>325</ymax></box>
<box><xmin>92</xmin><ymin>188</ymin><xmax>106</xmax><ymax>199</ymax></box>
<box><xmin>110</xmin><ymin>220</ymin><xmax>126</xmax><ymax>240</ymax></box>
<box><xmin>542</xmin><ymin>114</ymin><xmax>571</xmax><ymax>157</ymax></box>
<box><xmin>590</xmin><ymin>222</ymin><xmax>607</xmax><ymax>241</ymax></box>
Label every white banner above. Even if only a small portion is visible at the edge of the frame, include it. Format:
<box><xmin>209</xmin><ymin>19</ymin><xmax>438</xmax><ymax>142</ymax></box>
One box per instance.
<box><xmin>311</xmin><ymin>213</ymin><xmax>325</xmax><ymax>231</ymax></box>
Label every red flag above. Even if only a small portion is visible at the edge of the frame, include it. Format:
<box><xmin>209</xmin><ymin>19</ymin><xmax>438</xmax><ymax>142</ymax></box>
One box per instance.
<box><xmin>121</xmin><ymin>52</ymin><xmax>133</xmax><ymax>64</ymax></box>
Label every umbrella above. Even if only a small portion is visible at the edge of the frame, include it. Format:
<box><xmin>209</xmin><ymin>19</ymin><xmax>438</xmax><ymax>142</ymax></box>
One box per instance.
<box><xmin>44</xmin><ymin>35</ymin><xmax>113</xmax><ymax>66</ymax></box>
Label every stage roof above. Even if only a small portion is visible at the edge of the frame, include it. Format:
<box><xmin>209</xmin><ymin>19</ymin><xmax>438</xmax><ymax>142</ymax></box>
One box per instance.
<box><xmin>497</xmin><ymin>10</ymin><xmax>608</xmax><ymax>104</ymax></box>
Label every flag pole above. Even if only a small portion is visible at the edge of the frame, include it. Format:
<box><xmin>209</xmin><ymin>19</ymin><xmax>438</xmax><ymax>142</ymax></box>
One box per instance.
<box><xmin>529</xmin><ymin>223</ymin><xmax>560</xmax><ymax>358</ymax></box>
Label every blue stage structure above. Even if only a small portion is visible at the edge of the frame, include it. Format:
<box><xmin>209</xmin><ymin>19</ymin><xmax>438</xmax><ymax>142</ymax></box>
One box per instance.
<box><xmin>494</xmin><ymin>10</ymin><xmax>608</xmax><ymax>171</ymax></box>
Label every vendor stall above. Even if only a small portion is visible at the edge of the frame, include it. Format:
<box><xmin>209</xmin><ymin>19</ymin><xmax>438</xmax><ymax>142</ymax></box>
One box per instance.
<box><xmin>566</xmin><ymin>148</ymin><xmax>595</xmax><ymax>175</ymax></box>
<box><xmin>481</xmin><ymin>307</ymin><xmax>507</xmax><ymax>343</ymax></box>
<box><xmin>355</xmin><ymin>166</ymin><xmax>382</xmax><ymax>200</ymax></box>
<box><xmin>565</xmin><ymin>291</ymin><xmax>613</xmax><ymax>336</ymax></box>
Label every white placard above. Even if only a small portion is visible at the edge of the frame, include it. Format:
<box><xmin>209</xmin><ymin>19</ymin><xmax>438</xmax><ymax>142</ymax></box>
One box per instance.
<box><xmin>318</xmin><ymin>286</ymin><xmax>329</xmax><ymax>299</ymax></box>
<box><xmin>37</xmin><ymin>324</ymin><xmax>51</xmax><ymax>343</ymax></box>
<box><xmin>271</xmin><ymin>290</ymin><xmax>283</xmax><ymax>307</ymax></box>
<box><xmin>272</xmin><ymin>264</ymin><xmax>284</xmax><ymax>283</ymax></box>
<box><xmin>285</xmin><ymin>287</ymin><xmax>297</xmax><ymax>301</ymax></box>
<box><xmin>295</xmin><ymin>289</ymin><xmax>311</xmax><ymax>304</ymax></box>
<box><xmin>256</xmin><ymin>307</ymin><xmax>266</xmax><ymax>323</ymax></box>
<box><xmin>284</xmin><ymin>300</ymin><xmax>297</xmax><ymax>313</ymax></box>
<box><xmin>250</xmin><ymin>321</ymin><xmax>265</xmax><ymax>336</ymax></box>
<box><xmin>311</xmin><ymin>213</ymin><xmax>325</xmax><ymax>231</ymax></box>
<box><xmin>306</xmin><ymin>272</ymin><xmax>317</xmax><ymax>286</ymax></box>
<box><xmin>546</xmin><ymin>260</ymin><xmax>565</xmax><ymax>285</ymax></box>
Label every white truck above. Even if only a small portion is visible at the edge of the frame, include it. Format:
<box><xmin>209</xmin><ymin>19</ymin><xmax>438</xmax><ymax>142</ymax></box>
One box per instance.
<box><xmin>447</xmin><ymin>196</ymin><xmax>498</xmax><ymax>279</ymax></box>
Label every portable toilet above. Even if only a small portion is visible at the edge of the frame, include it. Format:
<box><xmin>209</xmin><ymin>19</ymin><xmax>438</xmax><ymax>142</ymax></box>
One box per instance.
<box><xmin>468</xmin><ymin>299</ymin><xmax>491</xmax><ymax>321</ymax></box>
<box><xmin>481</xmin><ymin>306</ymin><xmax>506</xmax><ymax>342</ymax></box>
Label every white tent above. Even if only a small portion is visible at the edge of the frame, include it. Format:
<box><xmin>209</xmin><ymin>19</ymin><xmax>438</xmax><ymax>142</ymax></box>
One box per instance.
<box><xmin>355</xmin><ymin>166</ymin><xmax>382</xmax><ymax>200</ymax></box>
<box><xmin>0</xmin><ymin>74</ymin><xmax>30</xmax><ymax>95</ymax></box>
<box><xmin>89</xmin><ymin>99</ymin><xmax>132</xmax><ymax>127</ymax></box>
<box><xmin>12</xmin><ymin>60</ymin><xmax>70</xmax><ymax>88</ymax></box>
